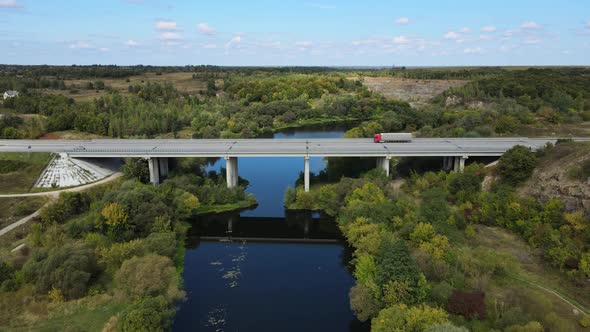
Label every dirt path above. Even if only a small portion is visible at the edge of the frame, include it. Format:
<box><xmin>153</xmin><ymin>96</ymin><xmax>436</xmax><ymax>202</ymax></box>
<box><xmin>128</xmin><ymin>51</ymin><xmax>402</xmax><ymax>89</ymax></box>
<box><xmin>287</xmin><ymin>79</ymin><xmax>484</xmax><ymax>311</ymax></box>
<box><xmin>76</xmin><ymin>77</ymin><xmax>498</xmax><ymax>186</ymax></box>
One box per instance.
<box><xmin>0</xmin><ymin>172</ymin><xmax>122</xmax><ymax>238</ymax></box>
<box><xmin>508</xmin><ymin>273</ymin><xmax>589</xmax><ymax>317</ymax></box>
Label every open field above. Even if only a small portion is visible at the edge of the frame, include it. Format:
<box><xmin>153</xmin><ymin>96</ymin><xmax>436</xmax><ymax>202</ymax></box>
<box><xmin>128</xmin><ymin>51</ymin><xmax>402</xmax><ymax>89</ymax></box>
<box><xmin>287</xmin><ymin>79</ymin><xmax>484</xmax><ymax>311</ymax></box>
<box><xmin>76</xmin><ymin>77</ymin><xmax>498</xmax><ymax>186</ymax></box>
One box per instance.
<box><xmin>351</xmin><ymin>76</ymin><xmax>467</xmax><ymax>106</ymax></box>
<box><xmin>0</xmin><ymin>153</ymin><xmax>52</xmax><ymax>194</ymax></box>
<box><xmin>40</xmin><ymin>72</ymin><xmax>208</xmax><ymax>102</ymax></box>
<box><xmin>474</xmin><ymin>225</ymin><xmax>590</xmax><ymax>329</ymax></box>
<box><xmin>0</xmin><ymin>197</ymin><xmax>46</xmax><ymax>229</ymax></box>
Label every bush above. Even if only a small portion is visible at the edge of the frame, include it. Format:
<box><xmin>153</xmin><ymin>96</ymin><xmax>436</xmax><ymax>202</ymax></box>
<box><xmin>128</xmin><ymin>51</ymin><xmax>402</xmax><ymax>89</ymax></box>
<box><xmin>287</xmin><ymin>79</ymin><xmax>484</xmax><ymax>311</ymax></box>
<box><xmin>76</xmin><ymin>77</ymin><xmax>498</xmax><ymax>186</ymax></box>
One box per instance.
<box><xmin>115</xmin><ymin>254</ymin><xmax>184</xmax><ymax>302</ymax></box>
<box><xmin>424</xmin><ymin>323</ymin><xmax>469</xmax><ymax>332</ymax></box>
<box><xmin>349</xmin><ymin>283</ymin><xmax>379</xmax><ymax>322</ymax></box>
<box><xmin>21</xmin><ymin>244</ymin><xmax>98</xmax><ymax>299</ymax></box>
<box><xmin>448</xmin><ymin>172</ymin><xmax>481</xmax><ymax>197</ymax></box>
<box><xmin>119</xmin><ymin>296</ymin><xmax>174</xmax><ymax>332</ymax></box>
<box><xmin>497</xmin><ymin>145</ymin><xmax>538</xmax><ymax>184</ymax></box>
<box><xmin>371</xmin><ymin>304</ymin><xmax>448</xmax><ymax>332</ymax></box>
<box><xmin>446</xmin><ymin>290</ymin><xmax>486</xmax><ymax>319</ymax></box>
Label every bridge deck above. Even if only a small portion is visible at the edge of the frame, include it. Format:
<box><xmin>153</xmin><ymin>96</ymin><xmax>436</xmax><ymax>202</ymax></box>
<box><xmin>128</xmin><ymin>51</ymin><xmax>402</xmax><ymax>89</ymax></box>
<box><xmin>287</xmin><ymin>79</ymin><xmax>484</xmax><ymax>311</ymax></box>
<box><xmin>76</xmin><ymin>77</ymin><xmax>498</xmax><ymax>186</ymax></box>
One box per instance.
<box><xmin>0</xmin><ymin>137</ymin><xmax>581</xmax><ymax>158</ymax></box>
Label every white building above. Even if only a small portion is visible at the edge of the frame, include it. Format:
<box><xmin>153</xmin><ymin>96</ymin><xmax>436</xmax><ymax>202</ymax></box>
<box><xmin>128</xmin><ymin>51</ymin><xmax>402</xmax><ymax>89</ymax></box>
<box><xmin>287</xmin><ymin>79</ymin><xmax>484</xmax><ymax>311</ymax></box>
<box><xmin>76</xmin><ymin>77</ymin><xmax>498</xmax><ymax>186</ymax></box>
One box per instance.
<box><xmin>3</xmin><ymin>90</ymin><xmax>19</xmax><ymax>100</ymax></box>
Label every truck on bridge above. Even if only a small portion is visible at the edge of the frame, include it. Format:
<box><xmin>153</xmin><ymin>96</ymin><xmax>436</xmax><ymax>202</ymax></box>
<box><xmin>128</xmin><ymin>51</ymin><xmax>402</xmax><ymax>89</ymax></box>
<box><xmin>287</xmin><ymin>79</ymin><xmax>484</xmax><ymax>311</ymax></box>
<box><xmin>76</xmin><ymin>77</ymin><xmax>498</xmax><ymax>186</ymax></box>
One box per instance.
<box><xmin>374</xmin><ymin>132</ymin><xmax>413</xmax><ymax>143</ymax></box>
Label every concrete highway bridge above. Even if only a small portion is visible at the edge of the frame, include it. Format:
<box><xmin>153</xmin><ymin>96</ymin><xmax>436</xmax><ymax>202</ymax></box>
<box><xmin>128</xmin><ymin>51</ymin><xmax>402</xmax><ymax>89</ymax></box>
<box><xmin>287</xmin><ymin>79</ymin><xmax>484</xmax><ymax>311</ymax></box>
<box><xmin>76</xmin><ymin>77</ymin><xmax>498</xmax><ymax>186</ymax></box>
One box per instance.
<box><xmin>1</xmin><ymin>137</ymin><xmax>585</xmax><ymax>191</ymax></box>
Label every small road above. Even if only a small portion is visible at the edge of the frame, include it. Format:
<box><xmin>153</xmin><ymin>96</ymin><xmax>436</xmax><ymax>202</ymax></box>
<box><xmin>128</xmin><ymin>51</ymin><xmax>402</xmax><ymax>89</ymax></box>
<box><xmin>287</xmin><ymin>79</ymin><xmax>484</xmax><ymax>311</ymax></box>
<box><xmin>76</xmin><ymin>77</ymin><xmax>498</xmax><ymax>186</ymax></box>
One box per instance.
<box><xmin>0</xmin><ymin>172</ymin><xmax>122</xmax><ymax>238</ymax></box>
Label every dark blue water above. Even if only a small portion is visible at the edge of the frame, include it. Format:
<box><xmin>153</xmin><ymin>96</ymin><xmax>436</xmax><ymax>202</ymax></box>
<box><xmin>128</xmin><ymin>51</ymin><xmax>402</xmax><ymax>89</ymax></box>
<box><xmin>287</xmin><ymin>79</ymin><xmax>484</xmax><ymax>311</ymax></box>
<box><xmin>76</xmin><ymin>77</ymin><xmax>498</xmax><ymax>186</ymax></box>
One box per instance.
<box><xmin>173</xmin><ymin>124</ymin><xmax>368</xmax><ymax>332</ymax></box>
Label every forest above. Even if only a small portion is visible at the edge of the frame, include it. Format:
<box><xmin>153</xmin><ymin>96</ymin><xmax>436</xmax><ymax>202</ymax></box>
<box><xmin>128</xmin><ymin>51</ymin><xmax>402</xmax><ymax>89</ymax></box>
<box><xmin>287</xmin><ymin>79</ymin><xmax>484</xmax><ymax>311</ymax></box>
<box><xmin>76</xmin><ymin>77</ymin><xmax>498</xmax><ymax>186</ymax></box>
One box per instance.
<box><xmin>286</xmin><ymin>141</ymin><xmax>590</xmax><ymax>331</ymax></box>
<box><xmin>0</xmin><ymin>158</ymin><xmax>255</xmax><ymax>331</ymax></box>
<box><xmin>1</xmin><ymin>66</ymin><xmax>588</xmax><ymax>141</ymax></box>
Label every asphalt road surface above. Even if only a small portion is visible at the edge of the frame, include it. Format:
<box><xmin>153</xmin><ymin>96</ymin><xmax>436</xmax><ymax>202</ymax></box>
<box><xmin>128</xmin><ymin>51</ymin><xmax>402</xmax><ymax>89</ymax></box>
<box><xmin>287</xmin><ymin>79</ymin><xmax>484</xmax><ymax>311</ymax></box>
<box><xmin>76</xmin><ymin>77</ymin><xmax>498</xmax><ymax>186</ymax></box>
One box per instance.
<box><xmin>0</xmin><ymin>137</ymin><xmax>587</xmax><ymax>158</ymax></box>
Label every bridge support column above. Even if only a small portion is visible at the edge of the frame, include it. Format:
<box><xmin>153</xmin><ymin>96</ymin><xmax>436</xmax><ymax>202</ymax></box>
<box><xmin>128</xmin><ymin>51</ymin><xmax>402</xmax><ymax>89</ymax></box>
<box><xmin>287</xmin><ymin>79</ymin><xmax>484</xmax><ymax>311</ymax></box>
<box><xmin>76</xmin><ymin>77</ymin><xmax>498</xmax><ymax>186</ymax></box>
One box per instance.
<box><xmin>443</xmin><ymin>156</ymin><xmax>452</xmax><ymax>171</ymax></box>
<box><xmin>148</xmin><ymin>157</ymin><xmax>160</xmax><ymax>185</ymax></box>
<box><xmin>304</xmin><ymin>156</ymin><xmax>310</xmax><ymax>192</ymax></box>
<box><xmin>459</xmin><ymin>156</ymin><xmax>468</xmax><ymax>173</ymax></box>
<box><xmin>158</xmin><ymin>158</ymin><xmax>169</xmax><ymax>177</ymax></box>
<box><xmin>225</xmin><ymin>157</ymin><xmax>238</xmax><ymax>188</ymax></box>
<box><xmin>376</xmin><ymin>156</ymin><xmax>391</xmax><ymax>177</ymax></box>
<box><xmin>452</xmin><ymin>156</ymin><xmax>468</xmax><ymax>173</ymax></box>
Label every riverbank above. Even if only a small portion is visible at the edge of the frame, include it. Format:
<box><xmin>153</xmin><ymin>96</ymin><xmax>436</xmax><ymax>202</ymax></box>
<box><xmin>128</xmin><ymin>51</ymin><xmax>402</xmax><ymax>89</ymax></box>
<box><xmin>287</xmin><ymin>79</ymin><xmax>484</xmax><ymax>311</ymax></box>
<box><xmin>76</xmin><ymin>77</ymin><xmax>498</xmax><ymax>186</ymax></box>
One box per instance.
<box><xmin>196</xmin><ymin>194</ymin><xmax>258</xmax><ymax>215</ymax></box>
<box><xmin>272</xmin><ymin>116</ymin><xmax>362</xmax><ymax>132</ymax></box>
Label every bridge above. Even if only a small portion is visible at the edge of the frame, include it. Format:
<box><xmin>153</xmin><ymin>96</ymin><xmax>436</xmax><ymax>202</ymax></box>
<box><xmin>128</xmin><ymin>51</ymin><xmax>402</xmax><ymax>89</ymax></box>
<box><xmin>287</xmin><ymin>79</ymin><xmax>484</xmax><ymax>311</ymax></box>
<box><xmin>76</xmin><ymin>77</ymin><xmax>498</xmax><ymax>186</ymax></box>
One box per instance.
<box><xmin>0</xmin><ymin>137</ymin><xmax>583</xmax><ymax>191</ymax></box>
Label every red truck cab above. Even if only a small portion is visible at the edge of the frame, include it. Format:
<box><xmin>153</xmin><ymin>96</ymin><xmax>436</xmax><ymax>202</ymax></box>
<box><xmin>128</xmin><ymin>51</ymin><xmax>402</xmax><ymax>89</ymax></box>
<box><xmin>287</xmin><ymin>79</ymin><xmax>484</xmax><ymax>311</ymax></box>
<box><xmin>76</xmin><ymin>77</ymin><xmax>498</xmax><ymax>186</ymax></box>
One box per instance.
<box><xmin>373</xmin><ymin>133</ymin><xmax>382</xmax><ymax>143</ymax></box>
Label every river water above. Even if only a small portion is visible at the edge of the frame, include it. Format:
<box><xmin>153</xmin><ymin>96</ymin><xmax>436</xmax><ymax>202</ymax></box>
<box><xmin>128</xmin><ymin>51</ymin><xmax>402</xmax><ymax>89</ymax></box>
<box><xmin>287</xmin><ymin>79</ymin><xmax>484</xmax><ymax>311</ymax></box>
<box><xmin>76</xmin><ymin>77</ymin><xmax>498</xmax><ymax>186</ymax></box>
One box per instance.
<box><xmin>173</xmin><ymin>123</ymin><xmax>369</xmax><ymax>332</ymax></box>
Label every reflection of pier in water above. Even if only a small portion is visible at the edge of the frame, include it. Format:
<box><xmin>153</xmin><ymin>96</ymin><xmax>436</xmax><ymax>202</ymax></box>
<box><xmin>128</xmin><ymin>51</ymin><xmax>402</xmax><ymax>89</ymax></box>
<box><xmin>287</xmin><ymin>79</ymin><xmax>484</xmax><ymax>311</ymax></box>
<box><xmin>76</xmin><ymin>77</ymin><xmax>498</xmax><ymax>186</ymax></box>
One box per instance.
<box><xmin>186</xmin><ymin>210</ymin><xmax>344</xmax><ymax>248</ymax></box>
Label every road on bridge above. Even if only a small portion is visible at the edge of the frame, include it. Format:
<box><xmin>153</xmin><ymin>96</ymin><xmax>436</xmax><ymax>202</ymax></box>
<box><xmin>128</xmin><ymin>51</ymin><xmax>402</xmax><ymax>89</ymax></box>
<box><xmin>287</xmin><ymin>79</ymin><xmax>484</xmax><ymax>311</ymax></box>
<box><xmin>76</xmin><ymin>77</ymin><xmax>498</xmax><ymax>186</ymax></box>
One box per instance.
<box><xmin>1</xmin><ymin>137</ymin><xmax>583</xmax><ymax>158</ymax></box>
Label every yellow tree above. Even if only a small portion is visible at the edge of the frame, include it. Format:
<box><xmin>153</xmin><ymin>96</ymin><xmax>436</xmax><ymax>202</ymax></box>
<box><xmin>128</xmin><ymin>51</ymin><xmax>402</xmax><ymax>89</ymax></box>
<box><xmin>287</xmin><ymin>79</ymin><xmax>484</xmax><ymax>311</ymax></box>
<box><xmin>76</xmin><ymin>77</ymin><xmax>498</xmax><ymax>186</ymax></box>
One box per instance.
<box><xmin>101</xmin><ymin>202</ymin><xmax>128</xmax><ymax>227</ymax></box>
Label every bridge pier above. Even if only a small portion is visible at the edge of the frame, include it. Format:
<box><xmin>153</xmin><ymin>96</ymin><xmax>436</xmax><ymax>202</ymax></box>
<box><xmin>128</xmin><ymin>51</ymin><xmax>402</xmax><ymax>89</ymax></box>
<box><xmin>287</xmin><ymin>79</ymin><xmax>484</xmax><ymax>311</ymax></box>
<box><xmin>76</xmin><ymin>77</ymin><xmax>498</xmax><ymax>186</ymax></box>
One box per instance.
<box><xmin>304</xmin><ymin>156</ymin><xmax>310</xmax><ymax>192</ymax></box>
<box><xmin>158</xmin><ymin>157</ymin><xmax>169</xmax><ymax>177</ymax></box>
<box><xmin>443</xmin><ymin>156</ymin><xmax>452</xmax><ymax>171</ymax></box>
<box><xmin>452</xmin><ymin>156</ymin><xmax>468</xmax><ymax>173</ymax></box>
<box><xmin>376</xmin><ymin>156</ymin><xmax>391</xmax><ymax>176</ymax></box>
<box><xmin>148</xmin><ymin>157</ymin><xmax>160</xmax><ymax>185</ymax></box>
<box><xmin>225</xmin><ymin>157</ymin><xmax>238</xmax><ymax>188</ymax></box>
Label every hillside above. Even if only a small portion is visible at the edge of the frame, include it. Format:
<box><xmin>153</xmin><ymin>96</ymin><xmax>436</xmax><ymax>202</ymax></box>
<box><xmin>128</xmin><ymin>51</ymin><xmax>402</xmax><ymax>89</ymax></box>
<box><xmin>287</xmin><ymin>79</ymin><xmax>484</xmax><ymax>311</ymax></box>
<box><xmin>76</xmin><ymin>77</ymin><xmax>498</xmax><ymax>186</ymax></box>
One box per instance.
<box><xmin>519</xmin><ymin>142</ymin><xmax>590</xmax><ymax>212</ymax></box>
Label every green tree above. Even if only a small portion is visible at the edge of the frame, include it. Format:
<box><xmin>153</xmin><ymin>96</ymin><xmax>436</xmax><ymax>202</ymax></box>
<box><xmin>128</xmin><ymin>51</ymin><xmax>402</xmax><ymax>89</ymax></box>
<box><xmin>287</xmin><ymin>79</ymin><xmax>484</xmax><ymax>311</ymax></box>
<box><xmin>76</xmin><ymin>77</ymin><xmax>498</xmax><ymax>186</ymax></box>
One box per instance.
<box><xmin>497</xmin><ymin>145</ymin><xmax>538</xmax><ymax>184</ymax></box>
<box><xmin>119</xmin><ymin>296</ymin><xmax>174</xmax><ymax>332</ymax></box>
<box><xmin>371</xmin><ymin>304</ymin><xmax>448</xmax><ymax>332</ymax></box>
<box><xmin>115</xmin><ymin>255</ymin><xmax>184</xmax><ymax>302</ymax></box>
<box><xmin>350</xmin><ymin>284</ymin><xmax>380</xmax><ymax>322</ymax></box>
<box><xmin>122</xmin><ymin>158</ymin><xmax>150</xmax><ymax>183</ymax></box>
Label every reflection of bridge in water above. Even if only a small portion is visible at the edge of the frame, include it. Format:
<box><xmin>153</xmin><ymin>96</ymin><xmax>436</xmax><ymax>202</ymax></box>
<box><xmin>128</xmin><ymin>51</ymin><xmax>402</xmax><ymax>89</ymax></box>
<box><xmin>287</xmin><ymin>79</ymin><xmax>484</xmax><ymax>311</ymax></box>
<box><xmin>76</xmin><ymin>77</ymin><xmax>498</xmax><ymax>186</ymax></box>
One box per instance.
<box><xmin>185</xmin><ymin>211</ymin><xmax>344</xmax><ymax>248</ymax></box>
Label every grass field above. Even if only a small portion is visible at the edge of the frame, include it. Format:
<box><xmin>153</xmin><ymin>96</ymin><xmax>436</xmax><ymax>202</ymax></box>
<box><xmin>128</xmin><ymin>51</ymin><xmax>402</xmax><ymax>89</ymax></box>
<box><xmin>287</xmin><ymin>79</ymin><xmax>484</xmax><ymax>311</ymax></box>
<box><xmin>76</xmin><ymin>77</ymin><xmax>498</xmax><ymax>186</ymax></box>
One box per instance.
<box><xmin>473</xmin><ymin>225</ymin><xmax>590</xmax><ymax>330</ymax></box>
<box><xmin>0</xmin><ymin>291</ymin><xmax>128</xmax><ymax>332</ymax></box>
<box><xmin>0</xmin><ymin>197</ymin><xmax>46</xmax><ymax>229</ymax></box>
<box><xmin>0</xmin><ymin>152</ymin><xmax>53</xmax><ymax>194</ymax></box>
<box><xmin>40</xmin><ymin>72</ymin><xmax>208</xmax><ymax>102</ymax></box>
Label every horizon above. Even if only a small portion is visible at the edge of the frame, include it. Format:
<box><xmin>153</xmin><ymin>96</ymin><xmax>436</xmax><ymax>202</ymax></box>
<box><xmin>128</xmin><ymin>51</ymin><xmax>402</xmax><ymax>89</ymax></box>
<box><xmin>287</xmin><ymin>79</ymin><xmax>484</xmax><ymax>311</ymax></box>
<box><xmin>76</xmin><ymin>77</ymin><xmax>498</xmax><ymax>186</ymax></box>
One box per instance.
<box><xmin>1</xmin><ymin>0</ymin><xmax>589</xmax><ymax>66</ymax></box>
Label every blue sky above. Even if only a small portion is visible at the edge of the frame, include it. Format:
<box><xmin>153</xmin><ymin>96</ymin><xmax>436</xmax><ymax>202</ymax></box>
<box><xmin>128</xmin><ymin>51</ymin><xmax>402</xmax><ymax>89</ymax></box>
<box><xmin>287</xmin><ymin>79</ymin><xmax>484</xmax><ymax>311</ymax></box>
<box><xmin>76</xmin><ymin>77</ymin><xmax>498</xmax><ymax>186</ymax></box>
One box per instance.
<box><xmin>1</xmin><ymin>0</ymin><xmax>589</xmax><ymax>66</ymax></box>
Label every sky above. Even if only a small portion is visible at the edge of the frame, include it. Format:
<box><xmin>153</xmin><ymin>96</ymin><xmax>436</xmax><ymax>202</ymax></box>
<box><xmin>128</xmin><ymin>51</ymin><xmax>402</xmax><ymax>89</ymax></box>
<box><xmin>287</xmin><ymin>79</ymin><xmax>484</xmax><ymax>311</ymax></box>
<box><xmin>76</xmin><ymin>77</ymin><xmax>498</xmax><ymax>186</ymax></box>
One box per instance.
<box><xmin>1</xmin><ymin>0</ymin><xmax>589</xmax><ymax>66</ymax></box>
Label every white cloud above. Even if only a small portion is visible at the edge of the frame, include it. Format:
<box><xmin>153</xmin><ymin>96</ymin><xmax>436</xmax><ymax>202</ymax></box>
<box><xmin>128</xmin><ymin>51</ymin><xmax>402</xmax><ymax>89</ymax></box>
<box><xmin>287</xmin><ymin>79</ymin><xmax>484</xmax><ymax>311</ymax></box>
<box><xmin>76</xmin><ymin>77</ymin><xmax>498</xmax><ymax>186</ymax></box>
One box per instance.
<box><xmin>202</xmin><ymin>44</ymin><xmax>217</xmax><ymax>49</ymax></box>
<box><xmin>444</xmin><ymin>31</ymin><xmax>460</xmax><ymax>40</ymax></box>
<box><xmin>392</xmin><ymin>35</ymin><xmax>410</xmax><ymax>44</ymax></box>
<box><xmin>197</xmin><ymin>23</ymin><xmax>216</xmax><ymax>35</ymax></box>
<box><xmin>586</xmin><ymin>21</ymin><xmax>590</xmax><ymax>29</ymax></box>
<box><xmin>160</xmin><ymin>32</ymin><xmax>183</xmax><ymax>40</ymax></box>
<box><xmin>523</xmin><ymin>38</ymin><xmax>542</xmax><ymax>45</ymax></box>
<box><xmin>395</xmin><ymin>17</ymin><xmax>409</xmax><ymax>25</ymax></box>
<box><xmin>295</xmin><ymin>41</ymin><xmax>313</xmax><ymax>48</ymax></box>
<box><xmin>225</xmin><ymin>35</ymin><xmax>242</xmax><ymax>49</ymax></box>
<box><xmin>481</xmin><ymin>26</ymin><xmax>496</xmax><ymax>32</ymax></box>
<box><xmin>99</xmin><ymin>48</ymin><xmax>110</xmax><ymax>52</ymax></box>
<box><xmin>521</xmin><ymin>21</ymin><xmax>541</xmax><ymax>30</ymax></box>
<box><xmin>0</xmin><ymin>0</ymin><xmax>23</xmax><ymax>8</ymax></box>
<box><xmin>162</xmin><ymin>41</ymin><xmax>181</xmax><ymax>46</ymax></box>
<box><xmin>155</xmin><ymin>20</ymin><xmax>178</xmax><ymax>31</ymax></box>
<box><xmin>464</xmin><ymin>47</ymin><xmax>483</xmax><ymax>54</ymax></box>
<box><xmin>69</xmin><ymin>41</ymin><xmax>92</xmax><ymax>49</ymax></box>
<box><xmin>124</xmin><ymin>40</ymin><xmax>140</xmax><ymax>46</ymax></box>
<box><xmin>458</xmin><ymin>27</ymin><xmax>471</xmax><ymax>33</ymax></box>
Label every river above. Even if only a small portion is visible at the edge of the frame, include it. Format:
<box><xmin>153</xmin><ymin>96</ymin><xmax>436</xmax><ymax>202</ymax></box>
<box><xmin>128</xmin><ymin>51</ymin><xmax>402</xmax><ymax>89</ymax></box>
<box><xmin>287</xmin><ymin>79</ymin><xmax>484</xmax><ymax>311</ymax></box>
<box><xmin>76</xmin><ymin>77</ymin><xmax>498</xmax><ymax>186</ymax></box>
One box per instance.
<box><xmin>172</xmin><ymin>123</ymin><xmax>369</xmax><ymax>332</ymax></box>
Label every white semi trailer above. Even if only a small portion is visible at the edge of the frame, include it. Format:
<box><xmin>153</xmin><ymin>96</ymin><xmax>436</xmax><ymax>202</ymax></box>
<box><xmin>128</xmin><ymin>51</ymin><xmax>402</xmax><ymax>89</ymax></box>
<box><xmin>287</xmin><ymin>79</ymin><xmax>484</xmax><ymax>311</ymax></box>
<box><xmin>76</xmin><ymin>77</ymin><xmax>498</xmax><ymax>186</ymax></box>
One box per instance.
<box><xmin>373</xmin><ymin>133</ymin><xmax>413</xmax><ymax>143</ymax></box>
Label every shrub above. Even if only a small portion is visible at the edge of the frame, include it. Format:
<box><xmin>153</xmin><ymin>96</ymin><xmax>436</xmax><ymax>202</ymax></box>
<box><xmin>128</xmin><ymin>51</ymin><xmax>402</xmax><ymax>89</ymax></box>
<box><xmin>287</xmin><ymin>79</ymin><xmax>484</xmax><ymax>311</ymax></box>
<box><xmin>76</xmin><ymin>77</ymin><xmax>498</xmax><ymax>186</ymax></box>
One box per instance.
<box><xmin>371</xmin><ymin>304</ymin><xmax>448</xmax><ymax>332</ymax></box>
<box><xmin>119</xmin><ymin>296</ymin><xmax>173</xmax><ymax>332</ymax></box>
<box><xmin>349</xmin><ymin>284</ymin><xmax>379</xmax><ymax>322</ymax></box>
<box><xmin>424</xmin><ymin>323</ymin><xmax>469</xmax><ymax>332</ymax></box>
<box><xmin>115</xmin><ymin>255</ymin><xmax>184</xmax><ymax>302</ymax></box>
<box><xmin>497</xmin><ymin>145</ymin><xmax>538</xmax><ymax>184</ymax></box>
<box><xmin>446</xmin><ymin>290</ymin><xmax>486</xmax><ymax>319</ymax></box>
